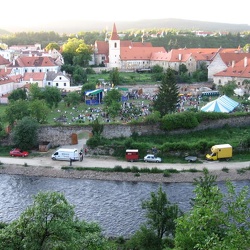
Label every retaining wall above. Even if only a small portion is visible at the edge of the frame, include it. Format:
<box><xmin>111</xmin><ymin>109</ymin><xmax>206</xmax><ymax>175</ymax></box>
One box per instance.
<box><xmin>3</xmin><ymin>115</ymin><xmax>250</xmax><ymax>147</ymax></box>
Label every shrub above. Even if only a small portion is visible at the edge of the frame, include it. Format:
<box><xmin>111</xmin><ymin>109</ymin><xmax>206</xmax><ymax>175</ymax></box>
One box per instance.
<box><xmin>161</xmin><ymin>112</ymin><xmax>199</xmax><ymax>131</ymax></box>
<box><xmin>163</xmin><ymin>170</ymin><xmax>171</xmax><ymax>177</ymax></box>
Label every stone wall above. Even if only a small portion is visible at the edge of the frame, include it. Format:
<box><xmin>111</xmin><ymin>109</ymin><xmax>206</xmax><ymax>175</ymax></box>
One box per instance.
<box><xmin>39</xmin><ymin>115</ymin><xmax>250</xmax><ymax>146</ymax></box>
<box><xmin>3</xmin><ymin>115</ymin><xmax>250</xmax><ymax>147</ymax></box>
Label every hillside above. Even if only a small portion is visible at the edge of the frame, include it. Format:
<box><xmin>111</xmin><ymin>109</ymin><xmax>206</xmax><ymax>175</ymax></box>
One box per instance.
<box><xmin>1</xmin><ymin>18</ymin><xmax>249</xmax><ymax>34</ymax></box>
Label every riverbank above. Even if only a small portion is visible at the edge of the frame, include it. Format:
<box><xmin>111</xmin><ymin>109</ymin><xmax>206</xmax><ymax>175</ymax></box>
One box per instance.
<box><xmin>1</xmin><ymin>163</ymin><xmax>250</xmax><ymax>183</ymax></box>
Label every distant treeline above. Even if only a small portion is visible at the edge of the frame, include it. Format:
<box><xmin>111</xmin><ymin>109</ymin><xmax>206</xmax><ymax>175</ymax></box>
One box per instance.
<box><xmin>1</xmin><ymin>29</ymin><xmax>250</xmax><ymax>52</ymax></box>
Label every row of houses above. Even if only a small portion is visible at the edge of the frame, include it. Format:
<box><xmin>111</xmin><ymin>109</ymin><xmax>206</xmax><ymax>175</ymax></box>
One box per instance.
<box><xmin>0</xmin><ymin>23</ymin><xmax>250</xmax><ymax>104</ymax></box>
<box><xmin>0</xmin><ymin>46</ymin><xmax>70</xmax><ymax>103</ymax></box>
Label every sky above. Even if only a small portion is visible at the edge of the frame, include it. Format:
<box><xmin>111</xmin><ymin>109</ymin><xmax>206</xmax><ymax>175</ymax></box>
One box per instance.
<box><xmin>1</xmin><ymin>0</ymin><xmax>249</xmax><ymax>32</ymax></box>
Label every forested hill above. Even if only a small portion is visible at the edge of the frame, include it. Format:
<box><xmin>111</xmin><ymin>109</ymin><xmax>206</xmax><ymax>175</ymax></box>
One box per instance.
<box><xmin>1</xmin><ymin>18</ymin><xmax>249</xmax><ymax>34</ymax></box>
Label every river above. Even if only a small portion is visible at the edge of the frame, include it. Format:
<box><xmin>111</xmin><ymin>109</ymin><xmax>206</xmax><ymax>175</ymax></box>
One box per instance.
<box><xmin>0</xmin><ymin>174</ymin><xmax>249</xmax><ymax>237</ymax></box>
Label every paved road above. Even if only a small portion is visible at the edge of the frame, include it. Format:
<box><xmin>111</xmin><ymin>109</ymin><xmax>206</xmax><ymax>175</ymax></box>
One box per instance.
<box><xmin>2</xmin><ymin>138</ymin><xmax>249</xmax><ymax>171</ymax></box>
<box><xmin>1</xmin><ymin>154</ymin><xmax>249</xmax><ymax>172</ymax></box>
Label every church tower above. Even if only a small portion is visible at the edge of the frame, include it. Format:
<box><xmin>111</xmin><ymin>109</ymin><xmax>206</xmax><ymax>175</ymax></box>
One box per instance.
<box><xmin>108</xmin><ymin>23</ymin><xmax>121</xmax><ymax>68</ymax></box>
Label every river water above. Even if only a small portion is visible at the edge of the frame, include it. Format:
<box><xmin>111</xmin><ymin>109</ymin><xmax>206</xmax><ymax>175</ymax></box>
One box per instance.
<box><xmin>0</xmin><ymin>174</ymin><xmax>249</xmax><ymax>237</ymax></box>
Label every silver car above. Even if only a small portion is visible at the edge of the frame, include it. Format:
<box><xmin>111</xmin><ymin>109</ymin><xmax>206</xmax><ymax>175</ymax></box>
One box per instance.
<box><xmin>144</xmin><ymin>154</ymin><xmax>162</xmax><ymax>163</ymax></box>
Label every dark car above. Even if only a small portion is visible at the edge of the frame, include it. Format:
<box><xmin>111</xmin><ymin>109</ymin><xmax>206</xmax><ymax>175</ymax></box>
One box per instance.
<box><xmin>9</xmin><ymin>148</ymin><xmax>29</xmax><ymax>157</ymax></box>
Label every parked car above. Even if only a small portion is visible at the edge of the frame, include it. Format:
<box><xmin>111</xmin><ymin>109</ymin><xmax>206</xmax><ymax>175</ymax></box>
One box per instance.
<box><xmin>9</xmin><ymin>148</ymin><xmax>29</xmax><ymax>157</ymax></box>
<box><xmin>144</xmin><ymin>154</ymin><xmax>162</xmax><ymax>163</ymax></box>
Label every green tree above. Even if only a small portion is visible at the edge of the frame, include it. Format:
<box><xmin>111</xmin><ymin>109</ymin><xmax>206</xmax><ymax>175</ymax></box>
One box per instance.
<box><xmin>4</xmin><ymin>99</ymin><xmax>30</xmax><ymax>126</ymax></box>
<box><xmin>153</xmin><ymin>68</ymin><xmax>179</xmax><ymax>116</ymax></box>
<box><xmin>29</xmin><ymin>83</ymin><xmax>44</xmax><ymax>100</ymax></box>
<box><xmin>103</xmin><ymin>89</ymin><xmax>122</xmax><ymax>119</ymax></box>
<box><xmin>218</xmin><ymin>80</ymin><xmax>237</xmax><ymax>96</ymax></box>
<box><xmin>62</xmin><ymin>38</ymin><xmax>92</xmax><ymax>66</ymax></box>
<box><xmin>127</xmin><ymin>186</ymin><xmax>182</xmax><ymax>249</ymax></box>
<box><xmin>29</xmin><ymin>99</ymin><xmax>50</xmax><ymax>124</ymax></box>
<box><xmin>74</xmin><ymin>42</ymin><xmax>93</xmax><ymax>67</ymax></box>
<box><xmin>0</xmin><ymin>191</ymin><xmax>115</xmax><ymax>250</ymax></box>
<box><xmin>72</xmin><ymin>65</ymin><xmax>87</xmax><ymax>84</ymax></box>
<box><xmin>44</xmin><ymin>42</ymin><xmax>60</xmax><ymax>51</ymax></box>
<box><xmin>43</xmin><ymin>86</ymin><xmax>62</xmax><ymax>109</ymax></box>
<box><xmin>64</xmin><ymin>91</ymin><xmax>81</xmax><ymax>107</ymax></box>
<box><xmin>8</xmin><ymin>88</ymin><xmax>27</xmax><ymax>101</ymax></box>
<box><xmin>11</xmin><ymin>116</ymin><xmax>39</xmax><ymax>150</ymax></box>
<box><xmin>109</xmin><ymin>67</ymin><xmax>120</xmax><ymax>86</ymax></box>
<box><xmin>174</xmin><ymin>169</ymin><xmax>250</xmax><ymax>250</ymax></box>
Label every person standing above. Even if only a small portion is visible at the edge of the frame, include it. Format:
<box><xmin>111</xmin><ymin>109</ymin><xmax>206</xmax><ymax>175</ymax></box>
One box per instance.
<box><xmin>79</xmin><ymin>149</ymin><xmax>83</xmax><ymax>161</ymax></box>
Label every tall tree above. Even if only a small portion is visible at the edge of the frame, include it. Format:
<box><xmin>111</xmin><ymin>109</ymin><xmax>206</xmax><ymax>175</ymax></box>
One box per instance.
<box><xmin>103</xmin><ymin>88</ymin><xmax>122</xmax><ymax>119</ymax></box>
<box><xmin>8</xmin><ymin>88</ymin><xmax>27</xmax><ymax>101</ymax></box>
<box><xmin>0</xmin><ymin>191</ymin><xmax>115</xmax><ymax>250</ymax></box>
<box><xmin>217</xmin><ymin>80</ymin><xmax>237</xmax><ymax>96</ymax></box>
<box><xmin>153</xmin><ymin>68</ymin><xmax>179</xmax><ymax>117</ymax></box>
<box><xmin>109</xmin><ymin>67</ymin><xmax>120</xmax><ymax>86</ymax></box>
<box><xmin>43</xmin><ymin>86</ymin><xmax>62</xmax><ymax>109</ymax></box>
<box><xmin>29</xmin><ymin>99</ymin><xmax>50</xmax><ymax>124</ymax></box>
<box><xmin>11</xmin><ymin>116</ymin><xmax>39</xmax><ymax>150</ymax></box>
<box><xmin>126</xmin><ymin>186</ymin><xmax>182</xmax><ymax>249</ymax></box>
<box><xmin>4</xmin><ymin>99</ymin><xmax>30</xmax><ymax>127</ymax></box>
<box><xmin>174</xmin><ymin>169</ymin><xmax>250</xmax><ymax>250</ymax></box>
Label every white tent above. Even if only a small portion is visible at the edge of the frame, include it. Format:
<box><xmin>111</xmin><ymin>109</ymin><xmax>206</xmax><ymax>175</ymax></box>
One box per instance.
<box><xmin>201</xmin><ymin>95</ymin><xmax>239</xmax><ymax>113</ymax></box>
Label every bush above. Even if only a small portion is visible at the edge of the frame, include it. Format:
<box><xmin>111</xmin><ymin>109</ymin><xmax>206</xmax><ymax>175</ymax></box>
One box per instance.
<box><xmin>161</xmin><ymin>112</ymin><xmax>199</xmax><ymax>131</ymax></box>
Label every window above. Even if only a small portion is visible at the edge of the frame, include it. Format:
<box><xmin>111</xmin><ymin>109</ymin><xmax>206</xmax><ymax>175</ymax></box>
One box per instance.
<box><xmin>59</xmin><ymin>77</ymin><xmax>62</xmax><ymax>80</ymax></box>
<box><xmin>48</xmin><ymin>82</ymin><xmax>51</xmax><ymax>86</ymax></box>
<box><xmin>114</xmin><ymin>42</ymin><xmax>117</xmax><ymax>48</ymax></box>
<box><xmin>56</xmin><ymin>83</ymin><xmax>58</xmax><ymax>86</ymax></box>
<box><xmin>64</xmin><ymin>83</ymin><xmax>66</xmax><ymax>86</ymax></box>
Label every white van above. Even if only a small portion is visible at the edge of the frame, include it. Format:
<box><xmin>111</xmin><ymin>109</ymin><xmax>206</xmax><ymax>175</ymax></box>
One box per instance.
<box><xmin>51</xmin><ymin>148</ymin><xmax>79</xmax><ymax>161</ymax></box>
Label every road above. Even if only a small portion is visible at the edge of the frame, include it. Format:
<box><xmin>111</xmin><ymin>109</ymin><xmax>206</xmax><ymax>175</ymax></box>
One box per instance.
<box><xmin>1</xmin><ymin>139</ymin><xmax>250</xmax><ymax>172</ymax></box>
<box><xmin>1</xmin><ymin>154</ymin><xmax>250</xmax><ymax>172</ymax></box>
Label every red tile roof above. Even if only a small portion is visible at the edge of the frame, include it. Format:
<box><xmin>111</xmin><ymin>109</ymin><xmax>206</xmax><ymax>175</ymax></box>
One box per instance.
<box><xmin>8</xmin><ymin>56</ymin><xmax>56</xmax><ymax>67</ymax></box>
<box><xmin>120</xmin><ymin>47</ymin><xmax>166</xmax><ymax>60</ymax></box>
<box><xmin>219</xmin><ymin>53</ymin><xmax>250</xmax><ymax>67</ymax></box>
<box><xmin>0</xmin><ymin>55</ymin><xmax>10</xmax><ymax>65</ymax></box>
<box><xmin>23</xmin><ymin>72</ymin><xmax>46</xmax><ymax>81</ymax></box>
<box><xmin>214</xmin><ymin>57</ymin><xmax>250</xmax><ymax>79</ymax></box>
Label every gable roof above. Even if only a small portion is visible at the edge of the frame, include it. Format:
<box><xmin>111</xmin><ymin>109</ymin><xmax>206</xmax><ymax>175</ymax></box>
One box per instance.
<box><xmin>46</xmin><ymin>71</ymin><xmax>70</xmax><ymax>81</ymax></box>
<box><xmin>120</xmin><ymin>47</ymin><xmax>166</xmax><ymax>60</ymax></box>
<box><xmin>95</xmin><ymin>41</ymin><xmax>109</xmax><ymax>55</ymax></box>
<box><xmin>214</xmin><ymin>57</ymin><xmax>250</xmax><ymax>79</ymax></box>
<box><xmin>8</xmin><ymin>56</ymin><xmax>57</xmax><ymax>68</ymax></box>
<box><xmin>218</xmin><ymin>53</ymin><xmax>250</xmax><ymax>67</ymax></box>
<box><xmin>23</xmin><ymin>72</ymin><xmax>46</xmax><ymax>81</ymax></box>
<box><xmin>0</xmin><ymin>55</ymin><xmax>10</xmax><ymax>65</ymax></box>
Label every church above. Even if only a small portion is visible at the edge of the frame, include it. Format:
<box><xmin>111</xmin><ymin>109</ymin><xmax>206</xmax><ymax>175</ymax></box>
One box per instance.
<box><xmin>94</xmin><ymin>23</ymin><xmax>166</xmax><ymax>71</ymax></box>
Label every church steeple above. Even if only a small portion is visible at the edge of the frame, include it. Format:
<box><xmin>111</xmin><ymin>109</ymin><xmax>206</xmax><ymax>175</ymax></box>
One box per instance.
<box><xmin>110</xmin><ymin>23</ymin><xmax>119</xmax><ymax>40</ymax></box>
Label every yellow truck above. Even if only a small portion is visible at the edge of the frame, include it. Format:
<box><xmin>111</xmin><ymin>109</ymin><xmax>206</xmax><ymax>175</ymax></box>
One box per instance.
<box><xmin>206</xmin><ymin>144</ymin><xmax>232</xmax><ymax>161</ymax></box>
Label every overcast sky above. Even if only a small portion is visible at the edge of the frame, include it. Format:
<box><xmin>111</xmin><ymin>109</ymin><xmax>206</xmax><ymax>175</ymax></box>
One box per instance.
<box><xmin>2</xmin><ymin>0</ymin><xmax>249</xmax><ymax>31</ymax></box>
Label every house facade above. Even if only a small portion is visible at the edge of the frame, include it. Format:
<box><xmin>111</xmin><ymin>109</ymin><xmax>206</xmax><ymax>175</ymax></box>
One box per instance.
<box><xmin>8</xmin><ymin>56</ymin><xmax>60</xmax><ymax>76</ymax></box>
<box><xmin>46</xmin><ymin>71</ymin><xmax>71</xmax><ymax>89</ymax></box>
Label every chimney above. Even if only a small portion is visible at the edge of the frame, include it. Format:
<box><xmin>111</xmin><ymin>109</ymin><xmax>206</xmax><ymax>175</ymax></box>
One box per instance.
<box><xmin>244</xmin><ymin>57</ymin><xmax>247</xmax><ymax>67</ymax></box>
<box><xmin>232</xmin><ymin>60</ymin><xmax>235</xmax><ymax>67</ymax></box>
<box><xmin>178</xmin><ymin>54</ymin><xmax>182</xmax><ymax>60</ymax></box>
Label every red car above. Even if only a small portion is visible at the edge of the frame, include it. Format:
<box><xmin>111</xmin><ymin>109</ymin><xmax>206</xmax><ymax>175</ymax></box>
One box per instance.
<box><xmin>9</xmin><ymin>148</ymin><xmax>29</xmax><ymax>157</ymax></box>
